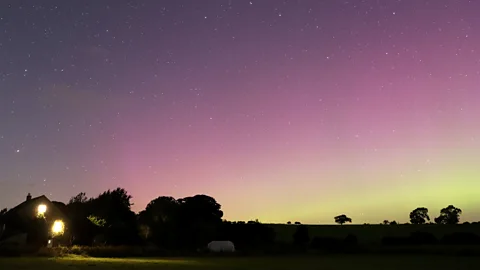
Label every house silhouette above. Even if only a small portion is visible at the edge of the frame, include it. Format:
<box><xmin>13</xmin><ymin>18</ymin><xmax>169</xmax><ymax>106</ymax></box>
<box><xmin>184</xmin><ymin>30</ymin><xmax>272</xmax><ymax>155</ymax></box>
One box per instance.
<box><xmin>0</xmin><ymin>193</ymin><xmax>69</xmax><ymax>247</ymax></box>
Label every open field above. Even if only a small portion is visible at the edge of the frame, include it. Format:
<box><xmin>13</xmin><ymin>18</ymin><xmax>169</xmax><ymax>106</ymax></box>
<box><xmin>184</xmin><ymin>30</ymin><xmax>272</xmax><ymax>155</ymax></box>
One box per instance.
<box><xmin>0</xmin><ymin>255</ymin><xmax>479</xmax><ymax>270</ymax></box>
<box><xmin>269</xmin><ymin>223</ymin><xmax>480</xmax><ymax>243</ymax></box>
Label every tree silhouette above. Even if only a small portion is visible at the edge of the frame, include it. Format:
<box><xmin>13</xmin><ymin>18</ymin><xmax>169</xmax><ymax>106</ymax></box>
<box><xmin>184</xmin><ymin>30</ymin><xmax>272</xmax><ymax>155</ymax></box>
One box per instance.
<box><xmin>138</xmin><ymin>194</ymin><xmax>225</xmax><ymax>249</ymax></box>
<box><xmin>84</xmin><ymin>188</ymin><xmax>140</xmax><ymax>245</ymax></box>
<box><xmin>383</xmin><ymin>220</ymin><xmax>390</xmax><ymax>225</ymax></box>
<box><xmin>219</xmin><ymin>220</ymin><xmax>276</xmax><ymax>250</ymax></box>
<box><xmin>68</xmin><ymin>192</ymin><xmax>89</xmax><ymax>204</ymax></box>
<box><xmin>177</xmin><ymin>195</ymin><xmax>223</xmax><ymax>223</ymax></box>
<box><xmin>390</xmin><ymin>220</ymin><xmax>398</xmax><ymax>225</ymax></box>
<box><xmin>66</xmin><ymin>192</ymin><xmax>98</xmax><ymax>245</ymax></box>
<box><xmin>95</xmin><ymin>188</ymin><xmax>133</xmax><ymax>209</ymax></box>
<box><xmin>138</xmin><ymin>196</ymin><xmax>181</xmax><ymax>248</ymax></box>
<box><xmin>434</xmin><ymin>205</ymin><xmax>462</xmax><ymax>224</ymax></box>
<box><xmin>139</xmin><ymin>196</ymin><xmax>179</xmax><ymax>224</ymax></box>
<box><xmin>334</xmin><ymin>214</ymin><xmax>352</xmax><ymax>225</ymax></box>
<box><xmin>177</xmin><ymin>194</ymin><xmax>224</xmax><ymax>249</ymax></box>
<box><xmin>409</xmin><ymin>207</ymin><xmax>430</xmax><ymax>224</ymax></box>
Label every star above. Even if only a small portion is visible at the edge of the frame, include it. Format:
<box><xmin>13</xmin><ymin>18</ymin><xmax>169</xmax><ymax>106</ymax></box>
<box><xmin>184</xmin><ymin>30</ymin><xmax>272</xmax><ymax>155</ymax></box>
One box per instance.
<box><xmin>0</xmin><ymin>0</ymin><xmax>477</xmax><ymax>225</ymax></box>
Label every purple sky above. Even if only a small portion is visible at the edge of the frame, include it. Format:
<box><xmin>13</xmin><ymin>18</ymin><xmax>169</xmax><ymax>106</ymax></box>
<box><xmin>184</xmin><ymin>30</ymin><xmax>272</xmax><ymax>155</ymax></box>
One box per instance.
<box><xmin>0</xmin><ymin>0</ymin><xmax>479</xmax><ymax>224</ymax></box>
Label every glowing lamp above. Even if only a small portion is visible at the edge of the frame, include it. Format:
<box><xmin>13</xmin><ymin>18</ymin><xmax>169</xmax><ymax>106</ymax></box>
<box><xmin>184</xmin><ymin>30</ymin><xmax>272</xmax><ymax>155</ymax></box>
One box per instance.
<box><xmin>37</xmin><ymin>204</ymin><xmax>47</xmax><ymax>216</ymax></box>
<box><xmin>52</xmin><ymin>220</ymin><xmax>65</xmax><ymax>236</ymax></box>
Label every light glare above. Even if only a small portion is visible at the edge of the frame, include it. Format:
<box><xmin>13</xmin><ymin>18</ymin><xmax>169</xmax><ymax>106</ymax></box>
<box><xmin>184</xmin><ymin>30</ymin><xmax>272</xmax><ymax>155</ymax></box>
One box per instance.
<box><xmin>52</xmin><ymin>220</ymin><xmax>65</xmax><ymax>235</ymax></box>
<box><xmin>37</xmin><ymin>204</ymin><xmax>47</xmax><ymax>215</ymax></box>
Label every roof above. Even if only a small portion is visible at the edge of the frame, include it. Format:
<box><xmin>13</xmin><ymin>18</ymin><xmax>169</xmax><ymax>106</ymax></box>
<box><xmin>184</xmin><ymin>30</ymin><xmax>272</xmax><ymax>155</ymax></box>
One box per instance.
<box><xmin>2</xmin><ymin>195</ymin><xmax>48</xmax><ymax>220</ymax></box>
<box><xmin>1</xmin><ymin>195</ymin><xmax>68</xmax><ymax>225</ymax></box>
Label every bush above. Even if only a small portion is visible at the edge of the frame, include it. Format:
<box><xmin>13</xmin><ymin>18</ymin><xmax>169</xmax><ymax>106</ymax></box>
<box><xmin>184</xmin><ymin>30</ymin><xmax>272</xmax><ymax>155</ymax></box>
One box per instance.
<box><xmin>36</xmin><ymin>246</ymin><xmax>69</xmax><ymax>257</ymax></box>
<box><xmin>310</xmin><ymin>236</ymin><xmax>343</xmax><ymax>250</ymax></box>
<box><xmin>218</xmin><ymin>222</ymin><xmax>276</xmax><ymax>250</ymax></box>
<box><xmin>409</xmin><ymin>232</ymin><xmax>438</xmax><ymax>245</ymax></box>
<box><xmin>382</xmin><ymin>232</ymin><xmax>437</xmax><ymax>246</ymax></box>
<box><xmin>308</xmin><ymin>235</ymin><xmax>359</xmax><ymax>254</ymax></box>
<box><xmin>441</xmin><ymin>232</ymin><xmax>480</xmax><ymax>245</ymax></box>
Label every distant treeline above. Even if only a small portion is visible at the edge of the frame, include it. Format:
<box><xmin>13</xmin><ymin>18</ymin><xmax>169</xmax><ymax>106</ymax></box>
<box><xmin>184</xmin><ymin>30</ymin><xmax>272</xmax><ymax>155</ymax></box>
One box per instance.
<box><xmin>0</xmin><ymin>187</ymin><xmax>479</xmax><ymax>254</ymax></box>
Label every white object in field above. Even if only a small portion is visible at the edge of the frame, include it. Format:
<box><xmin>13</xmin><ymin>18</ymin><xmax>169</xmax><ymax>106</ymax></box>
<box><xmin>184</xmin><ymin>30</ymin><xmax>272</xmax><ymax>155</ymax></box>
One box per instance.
<box><xmin>207</xmin><ymin>240</ymin><xmax>235</xmax><ymax>252</ymax></box>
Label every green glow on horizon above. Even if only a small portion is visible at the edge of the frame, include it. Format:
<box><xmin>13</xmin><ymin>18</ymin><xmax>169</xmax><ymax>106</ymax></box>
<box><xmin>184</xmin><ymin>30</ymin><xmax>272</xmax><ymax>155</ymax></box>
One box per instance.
<box><xmin>219</xmin><ymin>148</ymin><xmax>480</xmax><ymax>224</ymax></box>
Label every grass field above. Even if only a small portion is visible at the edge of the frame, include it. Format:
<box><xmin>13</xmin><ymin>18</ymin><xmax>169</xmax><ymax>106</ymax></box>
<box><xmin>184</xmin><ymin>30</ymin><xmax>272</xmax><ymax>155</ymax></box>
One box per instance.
<box><xmin>0</xmin><ymin>255</ymin><xmax>479</xmax><ymax>269</ymax></box>
<box><xmin>269</xmin><ymin>223</ymin><xmax>480</xmax><ymax>244</ymax></box>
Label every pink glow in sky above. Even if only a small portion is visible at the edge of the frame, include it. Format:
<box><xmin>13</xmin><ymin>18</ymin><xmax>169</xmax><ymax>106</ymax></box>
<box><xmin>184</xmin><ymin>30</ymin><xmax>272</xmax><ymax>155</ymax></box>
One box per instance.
<box><xmin>0</xmin><ymin>0</ymin><xmax>479</xmax><ymax>224</ymax></box>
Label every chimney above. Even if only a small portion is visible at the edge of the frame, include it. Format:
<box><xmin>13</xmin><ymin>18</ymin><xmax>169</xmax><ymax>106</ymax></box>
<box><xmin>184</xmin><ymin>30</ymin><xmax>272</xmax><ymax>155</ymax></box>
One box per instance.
<box><xmin>26</xmin><ymin>193</ymin><xmax>32</xmax><ymax>201</ymax></box>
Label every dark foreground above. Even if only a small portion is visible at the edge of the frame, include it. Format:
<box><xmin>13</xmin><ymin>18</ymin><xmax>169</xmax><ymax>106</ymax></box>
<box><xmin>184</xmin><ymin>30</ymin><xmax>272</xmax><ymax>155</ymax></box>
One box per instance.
<box><xmin>0</xmin><ymin>255</ymin><xmax>478</xmax><ymax>270</ymax></box>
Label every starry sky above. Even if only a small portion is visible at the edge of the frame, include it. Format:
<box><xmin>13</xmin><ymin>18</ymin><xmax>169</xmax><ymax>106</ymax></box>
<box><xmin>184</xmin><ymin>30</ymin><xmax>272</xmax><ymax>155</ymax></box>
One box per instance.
<box><xmin>0</xmin><ymin>0</ymin><xmax>479</xmax><ymax>224</ymax></box>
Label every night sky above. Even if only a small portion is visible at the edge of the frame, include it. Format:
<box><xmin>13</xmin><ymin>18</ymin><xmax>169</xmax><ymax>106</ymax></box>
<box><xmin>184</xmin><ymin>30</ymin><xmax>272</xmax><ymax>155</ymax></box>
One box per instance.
<box><xmin>1</xmin><ymin>0</ymin><xmax>479</xmax><ymax>224</ymax></box>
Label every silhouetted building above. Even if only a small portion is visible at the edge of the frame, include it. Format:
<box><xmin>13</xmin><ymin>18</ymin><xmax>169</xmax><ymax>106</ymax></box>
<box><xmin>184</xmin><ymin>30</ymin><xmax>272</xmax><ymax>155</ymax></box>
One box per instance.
<box><xmin>0</xmin><ymin>193</ymin><xmax>69</xmax><ymax>247</ymax></box>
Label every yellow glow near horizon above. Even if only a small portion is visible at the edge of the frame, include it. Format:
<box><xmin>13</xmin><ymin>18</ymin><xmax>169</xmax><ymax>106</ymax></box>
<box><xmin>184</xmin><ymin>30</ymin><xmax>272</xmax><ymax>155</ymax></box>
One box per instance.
<box><xmin>52</xmin><ymin>220</ymin><xmax>65</xmax><ymax>236</ymax></box>
<box><xmin>37</xmin><ymin>204</ymin><xmax>47</xmax><ymax>216</ymax></box>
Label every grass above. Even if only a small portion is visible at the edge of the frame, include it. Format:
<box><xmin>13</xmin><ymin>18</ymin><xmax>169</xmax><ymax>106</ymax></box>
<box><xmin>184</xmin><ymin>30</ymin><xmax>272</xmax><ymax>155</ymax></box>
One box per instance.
<box><xmin>0</xmin><ymin>255</ymin><xmax>479</xmax><ymax>269</ymax></box>
<box><xmin>269</xmin><ymin>223</ymin><xmax>480</xmax><ymax>244</ymax></box>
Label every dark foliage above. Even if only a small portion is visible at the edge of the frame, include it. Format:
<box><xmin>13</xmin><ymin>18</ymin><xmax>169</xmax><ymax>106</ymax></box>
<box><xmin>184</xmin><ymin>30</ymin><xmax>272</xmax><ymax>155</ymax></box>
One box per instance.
<box><xmin>310</xmin><ymin>236</ymin><xmax>343</xmax><ymax>249</ymax></box>
<box><xmin>334</xmin><ymin>214</ymin><xmax>352</xmax><ymax>225</ymax></box>
<box><xmin>218</xmin><ymin>220</ymin><xmax>275</xmax><ymax>251</ymax></box>
<box><xmin>137</xmin><ymin>194</ymin><xmax>226</xmax><ymax>250</ymax></box>
<box><xmin>4</xmin><ymin>191</ymin><xmax>479</xmax><ymax>256</ymax></box>
<box><xmin>66</xmin><ymin>188</ymin><xmax>140</xmax><ymax>246</ymax></box>
<box><xmin>309</xmin><ymin>234</ymin><xmax>358</xmax><ymax>253</ymax></box>
<box><xmin>409</xmin><ymin>207</ymin><xmax>430</xmax><ymax>224</ymax></box>
<box><xmin>381</xmin><ymin>231</ymin><xmax>437</xmax><ymax>246</ymax></box>
<box><xmin>434</xmin><ymin>205</ymin><xmax>462</xmax><ymax>225</ymax></box>
<box><xmin>137</xmin><ymin>196</ymin><xmax>180</xmax><ymax>248</ymax></box>
<box><xmin>176</xmin><ymin>195</ymin><xmax>223</xmax><ymax>249</ymax></box>
<box><xmin>409</xmin><ymin>231</ymin><xmax>438</xmax><ymax>245</ymax></box>
<box><xmin>292</xmin><ymin>225</ymin><xmax>309</xmax><ymax>246</ymax></box>
<box><xmin>441</xmin><ymin>232</ymin><xmax>480</xmax><ymax>245</ymax></box>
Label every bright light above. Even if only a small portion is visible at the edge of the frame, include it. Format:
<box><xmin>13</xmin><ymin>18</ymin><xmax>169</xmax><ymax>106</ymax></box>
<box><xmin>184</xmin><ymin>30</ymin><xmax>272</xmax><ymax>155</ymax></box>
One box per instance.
<box><xmin>52</xmin><ymin>220</ymin><xmax>65</xmax><ymax>236</ymax></box>
<box><xmin>37</xmin><ymin>204</ymin><xmax>47</xmax><ymax>216</ymax></box>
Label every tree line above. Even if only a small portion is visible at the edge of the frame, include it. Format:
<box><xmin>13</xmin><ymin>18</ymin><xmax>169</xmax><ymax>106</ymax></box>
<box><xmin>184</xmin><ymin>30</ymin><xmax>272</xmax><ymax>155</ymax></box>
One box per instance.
<box><xmin>330</xmin><ymin>205</ymin><xmax>464</xmax><ymax>225</ymax></box>
<box><xmin>0</xmin><ymin>188</ymin><xmax>476</xmax><ymax>251</ymax></box>
<box><xmin>0</xmin><ymin>188</ymin><xmax>277</xmax><ymax>250</ymax></box>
